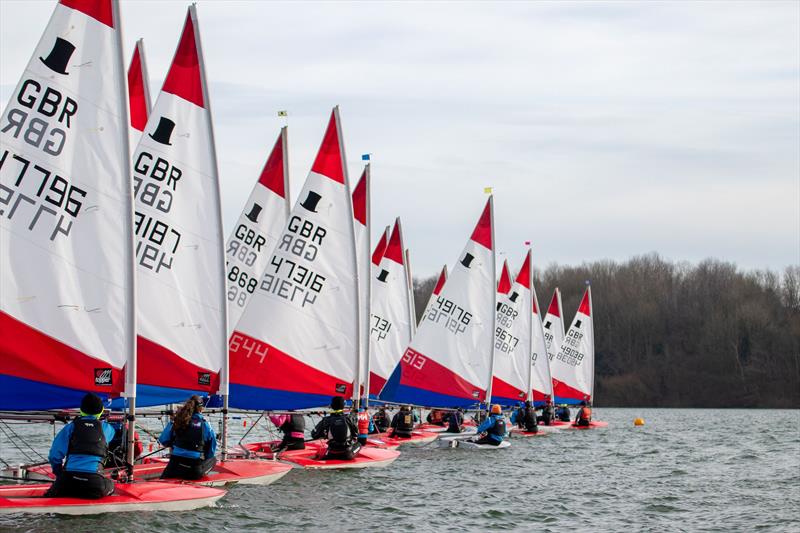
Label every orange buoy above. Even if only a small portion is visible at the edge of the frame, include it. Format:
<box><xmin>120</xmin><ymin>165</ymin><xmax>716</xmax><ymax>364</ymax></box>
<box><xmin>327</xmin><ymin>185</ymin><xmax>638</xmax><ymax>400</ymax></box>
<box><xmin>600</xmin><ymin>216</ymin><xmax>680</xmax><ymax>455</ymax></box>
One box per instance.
<box><xmin>634</xmin><ymin>418</ymin><xmax>645</xmax><ymax>426</ymax></box>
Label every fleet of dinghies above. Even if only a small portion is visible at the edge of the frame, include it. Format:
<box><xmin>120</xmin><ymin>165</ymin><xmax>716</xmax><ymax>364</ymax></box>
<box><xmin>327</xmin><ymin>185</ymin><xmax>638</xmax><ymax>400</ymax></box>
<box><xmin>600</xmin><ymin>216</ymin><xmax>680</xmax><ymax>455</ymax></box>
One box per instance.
<box><xmin>0</xmin><ymin>0</ymin><xmax>604</xmax><ymax>515</ymax></box>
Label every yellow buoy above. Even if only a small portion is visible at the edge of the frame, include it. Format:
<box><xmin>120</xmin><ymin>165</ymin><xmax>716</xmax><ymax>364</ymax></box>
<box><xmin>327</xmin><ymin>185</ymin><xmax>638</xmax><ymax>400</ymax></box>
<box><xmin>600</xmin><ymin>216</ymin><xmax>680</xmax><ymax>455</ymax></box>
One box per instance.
<box><xmin>634</xmin><ymin>418</ymin><xmax>645</xmax><ymax>426</ymax></box>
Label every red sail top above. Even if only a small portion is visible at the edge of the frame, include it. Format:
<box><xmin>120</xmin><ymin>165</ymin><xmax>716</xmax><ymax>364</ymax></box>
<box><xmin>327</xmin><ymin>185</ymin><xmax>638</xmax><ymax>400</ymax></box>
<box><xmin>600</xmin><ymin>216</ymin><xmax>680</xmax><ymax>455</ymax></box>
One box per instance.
<box><xmin>515</xmin><ymin>250</ymin><xmax>531</xmax><ymax>290</ymax></box>
<box><xmin>547</xmin><ymin>289</ymin><xmax>561</xmax><ymax>318</ymax></box>
<box><xmin>162</xmin><ymin>10</ymin><xmax>204</xmax><ymax>108</ymax></box>
<box><xmin>61</xmin><ymin>0</ymin><xmax>113</xmax><ymax>28</ymax></box>
<box><xmin>371</xmin><ymin>227</ymin><xmax>389</xmax><ymax>267</ymax></box>
<box><xmin>383</xmin><ymin>219</ymin><xmax>405</xmax><ymax>265</ymax></box>
<box><xmin>578</xmin><ymin>288</ymin><xmax>591</xmax><ymax>317</ymax></box>
<box><xmin>258</xmin><ymin>130</ymin><xmax>287</xmax><ymax>197</ymax></box>
<box><xmin>352</xmin><ymin>167</ymin><xmax>367</xmax><ymax>226</ymax></box>
<box><xmin>433</xmin><ymin>266</ymin><xmax>448</xmax><ymax>296</ymax></box>
<box><xmin>311</xmin><ymin>109</ymin><xmax>345</xmax><ymax>184</ymax></box>
<box><xmin>127</xmin><ymin>43</ymin><xmax>148</xmax><ymax>132</ymax></box>
<box><xmin>470</xmin><ymin>198</ymin><xmax>493</xmax><ymax>250</ymax></box>
<box><xmin>497</xmin><ymin>260</ymin><xmax>511</xmax><ymax>294</ymax></box>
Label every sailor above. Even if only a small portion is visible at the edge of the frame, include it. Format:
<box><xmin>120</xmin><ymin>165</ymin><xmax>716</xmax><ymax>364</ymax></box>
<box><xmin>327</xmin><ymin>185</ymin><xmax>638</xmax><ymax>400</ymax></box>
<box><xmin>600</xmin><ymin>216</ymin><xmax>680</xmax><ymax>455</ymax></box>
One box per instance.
<box><xmin>371</xmin><ymin>406</ymin><xmax>390</xmax><ymax>434</ymax></box>
<box><xmin>471</xmin><ymin>404</ymin><xmax>507</xmax><ymax>446</ymax></box>
<box><xmin>426</xmin><ymin>409</ymin><xmax>447</xmax><ymax>427</ymax></box>
<box><xmin>159</xmin><ymin>395</ymin><xmax>217</xmax><ymax>480</ymax></box>
<box><xmin>310</xmin><ymin>396</ymin><xmax>361</xmax><ymax>460</ymax></box>
<box><xmin>356</xmin><ymin>402</ymin><xmax>374</xmax><ymax>446</ymax></box>
<box><xmin>537</xmin><ymin>397</ymin><xmax>555</xmax><ymax>426</ymax></box>
<box><xmin>511</xmin><ymin>400</ymin><xmax>538</xmax><ymax>433</ymax></box>
<box><xmin>575</xmin><ymin>400</ymin><xmax>592</xmax><ymax>427</ymax></box>
<box><xmin>45</xmin><ymin>393</ymin><xmax>116</xmax><ymax>499</ymax></box>
<box><xmin>445</xmin><ymin>408</ymin><xmax>464</xmax><ymax>433</ymax></box>
<box><xmin>555</xmin><ymin>405</ymin><xmax>571</xmax><ymax>422</ymax></box>
<box><xmin>389</xmin><ymin>405</ymin><xmax>416</xmax><ymax>438</ymax></box>
<box><xmin>269</xmin><ymin>413</ymin><xmax>306</xmax><ymax>451</ymax></box>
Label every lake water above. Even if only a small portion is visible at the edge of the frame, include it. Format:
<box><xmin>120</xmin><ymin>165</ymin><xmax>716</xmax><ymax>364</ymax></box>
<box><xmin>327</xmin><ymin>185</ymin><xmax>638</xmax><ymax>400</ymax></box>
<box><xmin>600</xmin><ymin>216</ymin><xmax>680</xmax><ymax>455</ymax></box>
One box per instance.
<box><xmin>1</xmin><ymin>408</ymin><xmax>799</xmax><ymax>532</ymax></box>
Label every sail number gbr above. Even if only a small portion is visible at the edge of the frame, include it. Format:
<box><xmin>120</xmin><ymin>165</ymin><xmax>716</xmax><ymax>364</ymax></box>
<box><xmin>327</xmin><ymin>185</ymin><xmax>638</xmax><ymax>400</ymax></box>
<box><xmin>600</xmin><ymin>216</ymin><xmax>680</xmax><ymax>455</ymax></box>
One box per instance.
<box><xmin>426</xmin><ymin>296</ymin><xmax>472</xmax><ymax>335</ymax></box>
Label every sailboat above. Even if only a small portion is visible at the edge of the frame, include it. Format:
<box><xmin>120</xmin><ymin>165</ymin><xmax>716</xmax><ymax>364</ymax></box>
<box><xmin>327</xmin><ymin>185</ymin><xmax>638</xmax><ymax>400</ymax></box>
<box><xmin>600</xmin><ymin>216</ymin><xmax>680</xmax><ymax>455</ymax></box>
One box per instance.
<box><xmin>380</xmin><ymin>197</ymin><xmax>498</xmax><ymax>410</ymax></box>
<box><xmin>0</xmin><ymin>0</ymin><xmax>225</xmax><ymax>513</ymax></box>
<box><xmin>229</xmin><ymin>108</ymin><xmax>399</xmax><ymax>468</ymax></box>
<box><xmin>550</xmin><ymin>285</ymin><xmax>607</xmax><ymax>429</ymax></box>
<box><xmin>529</xmin><ymin>256</ymin><xmax>554</xmax><ymax>407</ymax></box>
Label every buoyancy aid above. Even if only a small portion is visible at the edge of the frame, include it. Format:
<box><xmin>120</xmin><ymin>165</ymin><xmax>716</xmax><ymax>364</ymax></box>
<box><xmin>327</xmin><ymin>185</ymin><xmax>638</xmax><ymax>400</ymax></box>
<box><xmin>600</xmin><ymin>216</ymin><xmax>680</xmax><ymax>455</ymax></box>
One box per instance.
<box><xmin>68</xmin><ymin>418</ymin><xmax>108</xmax><ymax>458</ymax></box>
<box><xmin>327</xmin><ymin>413</ymin><xmax>353</xmax><ymax>446</ymax></box>
<box><xmin>174</xmin><ymin>417</ymin><xmax>205</xmax><ymax>453</ymax></box>
<box><xmin>487</xmin><ymin>415</ymin><xmax>506</xmax><ymax>438</ymax></box>
<box><xmin>396</xmin><ymin>411</ymin><xmax>414</xmax><ymax>433</ymax></box>
<box><xmin>357</xmin><ymin>411</ymin><xmax>370</xmax><ymax>436</ymax></box>
<box><xmin>578</xmin><ymin>407</ymin><xmax>592</xmax><ymax>422</ymax></box>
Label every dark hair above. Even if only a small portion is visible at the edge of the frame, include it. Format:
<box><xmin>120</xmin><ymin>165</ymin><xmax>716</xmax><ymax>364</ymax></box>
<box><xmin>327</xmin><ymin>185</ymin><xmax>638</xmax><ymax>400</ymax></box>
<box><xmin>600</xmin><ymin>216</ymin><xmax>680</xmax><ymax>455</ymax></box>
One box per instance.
<box><xmin>174</xmin><ymin>395</ymin><xmax>203</xmax><ymax>432</ymax></box>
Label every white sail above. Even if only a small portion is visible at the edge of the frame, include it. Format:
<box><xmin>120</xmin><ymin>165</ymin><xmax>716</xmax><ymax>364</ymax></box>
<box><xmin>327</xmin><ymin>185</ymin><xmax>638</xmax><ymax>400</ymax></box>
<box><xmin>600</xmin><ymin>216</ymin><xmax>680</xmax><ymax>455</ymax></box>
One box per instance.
<box><xmin>491</xmin><ymin>253</ymin><xmax>533</xmax><ymax>405</ymax></box>
<box><xmin>229</xmin><ymin>108</ymin><xmax>360</xmax><ymax>410</ymax></box>
<box><xmin>133</xmin><ymin>6</ymin><xmax>227</xmax><ymax>404</ymax></box>
<box><xmin>551</xmin><ymin>286</ymin><xmax>595</xmax><ymax>404</ymax></box>
<box><xmin>225</xmin><ymin>128</ymin><xmax>290</xmax><ymax>335</ymax></box>
<box><xmin>0</xmin><ymin>0</ymin><xmax>134</xmax><ymax>409</ymax></box>
<box><xmin>543</xmin><ymin>287</ymin><xmax>565</xmax><ymax>364</ymax></box>
<box><xmin>369</xmin><ymin>218</ymin><xmax>412</xmax><ymax>398</ymax></box>
<box><xmin>380</xmin><ymin>197</ymin><xmax>496</xmax><ymax>408</ymax></box>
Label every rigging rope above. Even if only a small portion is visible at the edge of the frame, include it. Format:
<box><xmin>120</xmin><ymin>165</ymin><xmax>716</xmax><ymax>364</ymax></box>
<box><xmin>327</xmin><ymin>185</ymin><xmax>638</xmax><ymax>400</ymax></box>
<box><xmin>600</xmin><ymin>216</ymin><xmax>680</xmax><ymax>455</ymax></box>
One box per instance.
<box><xmin>0</xmin><ymin>420</ymin><xmax>47</xmax><ymax>463</ymax></box>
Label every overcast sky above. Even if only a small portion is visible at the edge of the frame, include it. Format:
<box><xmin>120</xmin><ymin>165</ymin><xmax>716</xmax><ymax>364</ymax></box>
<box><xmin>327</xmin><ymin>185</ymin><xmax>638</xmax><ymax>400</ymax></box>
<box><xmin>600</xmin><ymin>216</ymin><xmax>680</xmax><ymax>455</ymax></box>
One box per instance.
<box><xmin>2</xmin><ymin>0</ymin><xmax>798</xmax><ymax>278</ymax></box>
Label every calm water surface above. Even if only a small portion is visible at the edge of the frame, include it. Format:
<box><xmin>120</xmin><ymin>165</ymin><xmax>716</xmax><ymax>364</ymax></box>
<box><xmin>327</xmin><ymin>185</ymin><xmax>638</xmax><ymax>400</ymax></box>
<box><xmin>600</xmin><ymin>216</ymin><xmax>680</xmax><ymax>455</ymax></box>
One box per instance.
<box><xmin>1</xmin><ymin>408</ymin><xmax>798</xmax><ymax>532</ymax></box>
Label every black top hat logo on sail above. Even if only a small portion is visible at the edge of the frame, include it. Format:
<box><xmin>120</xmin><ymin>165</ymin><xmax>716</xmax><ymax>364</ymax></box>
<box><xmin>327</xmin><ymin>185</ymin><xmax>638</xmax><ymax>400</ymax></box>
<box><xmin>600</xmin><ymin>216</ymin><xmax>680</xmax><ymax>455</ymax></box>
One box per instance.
<box><xmin>376</xmin><ymin>269</ymin><xmax>389</xmax><ymax>283</ymax></box>
<box><xmin>509</xmin><ymin>291</ymin><xmax>519</xmax><ymax>303</ymax></box>
<box><xmin>300</xmin><ymin>191</ymin><xmax>322</xmax><ymax>213</ymax></box>
<box><xmin>460</xmin><ymin>252</ymin><xmax>475</xmax><ymax>269</ymax></box>
<box><xmin>149</xmin><ymin>116</ymin><xmax>176</xmax><ymax>145</ymax></box>
<box><xmin>575</xmin><ymin>320</ymin><xmax>582</xmax><ymax>329</ymax></box>
<box><xmin>40</xmin><ymin>37</ymin><xmax>76</xmax><ymax>75</ymax></box>
<box><xmin>544</xmin><ymin>320</ymin><xmax>552</xmax><ymax>330</ymax></box>
<box><xmin>245</xmin><ymin>203</ymin><xmax>263</xmax><ymax>224</ymax></box>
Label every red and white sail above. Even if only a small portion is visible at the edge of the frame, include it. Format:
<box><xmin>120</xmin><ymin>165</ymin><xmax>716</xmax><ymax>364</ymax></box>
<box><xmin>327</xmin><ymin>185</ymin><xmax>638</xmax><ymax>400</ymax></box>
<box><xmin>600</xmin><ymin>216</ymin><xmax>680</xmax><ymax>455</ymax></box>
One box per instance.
<box><xmin>491</xmin><ymin>253</ymin><xmax>533</xmax><ymax>406</ymax></box>
<box><xmin>0</xmin><ymin>0</ymin><xmax>134</xmax><ymax>409</ymax></box>
<box><xmin>133</xmin><ymin>6</ymin><xmax>227</xmax><ymax>405</ymax></box>
<box><xmin>352</xmin><ymin>165</ymin><xmax>370</xmax><ymax>399</ymax></box>
<box><xmin>543</xmin><ymin>288</ymin><xmax>565</xmax><ymax>364</ymax></box>
<box><xmin>230</xmin><ymin>108</ymin><xmax>359</xmax><ymax>410</ymax></box>
<box><xmin>369</xmin><ymin>218</ymin><xmax>412</xmax><ymax>398</ymax></box>
<box><xmin>127</xmin><ymin>38</ymin><xmax>151</xmax><ymax>149</ymax></box>
<box><xmin>529</xmin><ymin>257</ymin><xmax>553</xmax><ymax>403</ymax></box>
<box><xmin>225</xmin><ymin>128</ymin><xmax>290</xmax><ymax>334</ymax></box>
<box><xmin>551</xmin><ymin>286</ymin><xmax>594</xmax><ymax>404</ymax></box>
<box><xmin>380</xmin><ymin>197</ymin><xmax>496</xmax><ymax>408</ymax></box>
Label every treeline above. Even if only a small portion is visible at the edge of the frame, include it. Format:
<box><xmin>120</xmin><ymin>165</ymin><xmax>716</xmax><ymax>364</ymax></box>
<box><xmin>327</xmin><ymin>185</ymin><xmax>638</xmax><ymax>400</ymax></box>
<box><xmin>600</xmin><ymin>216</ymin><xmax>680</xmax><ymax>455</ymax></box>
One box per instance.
<box><xmin>412</xmin><ymin>254</ymin><xmax>800</xmax><ymax>408</ymax></box>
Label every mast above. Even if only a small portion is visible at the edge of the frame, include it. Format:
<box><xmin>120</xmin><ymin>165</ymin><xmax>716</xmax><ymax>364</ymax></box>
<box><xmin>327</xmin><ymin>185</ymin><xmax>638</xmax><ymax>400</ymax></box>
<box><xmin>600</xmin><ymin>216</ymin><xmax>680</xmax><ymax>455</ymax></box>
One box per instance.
<box><xmin>113</xmin><ymin>0</ymin><xmax>138</xmax><ymax>468</ymax></box>
<box><xmin>191</xmin><ymin>4</ymin><xmax>229</xmax><ymax>459</ymax></box>
<box><xmin>526</xmin><ymin>249</ymin><xmax>534</xmax><ymax>402</ymax></box>
<box><xmin>484</xmin><ymin>195</ymin><xmax>497</xmax><ymax>410</ymax></box>
<box><xmin>334</xmin><ymin>106</ymin><xmax>359</xmax><ymax>410</ymax></box>
<box><xmin>360</xmin><ymin>164</ymin><xmax>371</xmax><ymax>408</ymax></box>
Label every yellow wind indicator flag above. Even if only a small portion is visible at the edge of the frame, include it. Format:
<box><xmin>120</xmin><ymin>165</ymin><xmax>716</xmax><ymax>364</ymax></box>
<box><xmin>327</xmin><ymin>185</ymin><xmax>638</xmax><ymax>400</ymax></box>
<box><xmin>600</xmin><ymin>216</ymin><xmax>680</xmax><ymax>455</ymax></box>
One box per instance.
<box><xmin>484</xmin><ymin>187</ymin><xmax>493</xmax><ymax>194</ymax></box>
<box><xmin>277</xmin><ymin>110</ymin><xmax>288</xmax><ymax>117</ymax></box>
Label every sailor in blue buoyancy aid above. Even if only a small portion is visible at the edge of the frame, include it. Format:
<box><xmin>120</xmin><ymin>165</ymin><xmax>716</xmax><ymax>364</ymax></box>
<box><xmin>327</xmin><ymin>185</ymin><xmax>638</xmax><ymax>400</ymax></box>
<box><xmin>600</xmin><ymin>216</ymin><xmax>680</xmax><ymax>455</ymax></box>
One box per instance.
<box><xmin>310</xmin><ymin>396</ymin><xmax>361</xmax><ymax>460</ymax></box>
<box><xmin>45</xmin><ymin>393</ymin><xmax>116</xmax><ymax>499</ymax></box>
<box><xmin>471</xmin><ymin>404</ymin><xmax>507</xmax><ymax>446</ymax></box>
<box><xmin>159</xmin><ymin>395</ymin><xmax>217</xmax><ymax>480</ymax></box>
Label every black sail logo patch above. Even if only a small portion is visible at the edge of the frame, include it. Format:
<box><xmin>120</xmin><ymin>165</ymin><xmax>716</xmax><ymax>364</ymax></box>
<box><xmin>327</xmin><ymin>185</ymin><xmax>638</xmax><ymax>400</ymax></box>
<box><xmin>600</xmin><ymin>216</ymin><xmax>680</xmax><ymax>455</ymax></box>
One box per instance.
<box><xmin>94</xmin><ymin>368</ymin><xmax>112</xmax><ymax>386</ymax></box>
<box><xmin>198</xmin><ymin>372</ymin><xmax>211</xmax><ymax>386</ymax></box>
<box><xmin>334</xmin><ymin>383</ymin><xmax>347</xmax><ymax>394</ymax></box>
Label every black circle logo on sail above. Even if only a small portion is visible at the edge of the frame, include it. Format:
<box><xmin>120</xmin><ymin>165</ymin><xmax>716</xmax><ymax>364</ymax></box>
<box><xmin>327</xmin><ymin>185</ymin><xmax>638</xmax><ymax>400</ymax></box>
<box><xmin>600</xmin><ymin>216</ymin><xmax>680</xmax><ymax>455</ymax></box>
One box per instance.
<box><xmin>460</xmin><ymin>252</ymin><xmax>474</xmax><ymax>269</ymax></box>
<box><xmin>149</xmin><ymin>117</ymin><xmax>176</xmax><ymax>145</ymax></box>
<box><xmin>245</xmin><ymin>203</ymin><xmax>263</xmax><ymax>224</ymax></box>
<box><xmin>300</xmin><ymin>191</ymin><xmax>322</xmax><ymax>213</ymax></box>
<box><xmin>39</xmin><ymin>37</ymin><xmax>76</xmax><ymax>75</ymax></box>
